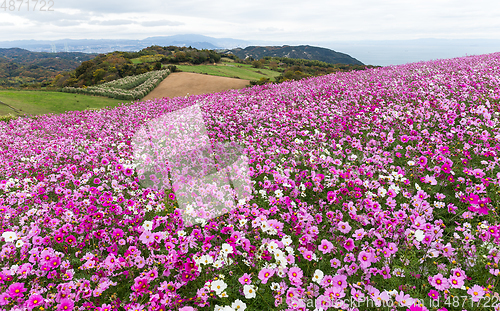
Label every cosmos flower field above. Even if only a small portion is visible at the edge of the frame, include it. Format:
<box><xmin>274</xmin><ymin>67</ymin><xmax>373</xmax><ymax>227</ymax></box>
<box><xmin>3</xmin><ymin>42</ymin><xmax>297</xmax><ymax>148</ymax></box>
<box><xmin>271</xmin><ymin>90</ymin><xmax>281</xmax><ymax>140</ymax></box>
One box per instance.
<box><xmin>1</xmin><ymin>53</ymin><xmax>500</xmax><ymax>311</ymax></box>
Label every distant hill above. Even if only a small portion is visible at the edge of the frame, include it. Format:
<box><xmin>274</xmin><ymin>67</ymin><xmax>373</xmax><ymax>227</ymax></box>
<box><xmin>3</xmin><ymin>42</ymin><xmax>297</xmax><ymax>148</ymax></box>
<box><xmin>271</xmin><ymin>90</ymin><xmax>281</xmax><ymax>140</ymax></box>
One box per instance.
<box><xmin>0</xmin><ymin>48</ymin><xmax>96</xmax><ymax>87</ymax></box>
<box><xmin>227</xmin><ymin>45</ymin><xmax>364</xmax><ymax>65</ymax></box>
<box><xmin>0</xmin><ymin>34</ymin><xmax>253</xmax><ymax>54</ymax></box>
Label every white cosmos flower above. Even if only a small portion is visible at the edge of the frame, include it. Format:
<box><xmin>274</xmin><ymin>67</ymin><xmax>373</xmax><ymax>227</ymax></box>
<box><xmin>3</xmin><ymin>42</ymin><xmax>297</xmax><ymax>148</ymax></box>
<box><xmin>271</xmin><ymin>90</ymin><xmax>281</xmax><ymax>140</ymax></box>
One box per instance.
<box><xmin>232</xmin><ymin>299</ymin><xmax>247</xmax><ymax>311</ymax></box>
<box><xmin>211</xmin><ymin>279</ymin><xmax>227</xmax><ymax>295</ymax></box>
<box><xmin>377</xmin><ymin>187</ymin><xmax>387</xmax><ymax>197</ymax></box>
<box><xmin>267</xmin><ymin>241</ymin><xmax>279</xmax><ymax>253</ymax></box>
<box><xmin>312</xmin><ymin>269</ymin><xmax>324</xmax><ymax>283</ymax></box>
<box><xmin>282</xmin><ymin>236</ymin><xmax>292</xmax><ymax>246</ymax></box>
<box><xmin>243</xmin><ymin>285</ymin><xmax>256</xmax><ymax>299</ymax></box>
<box><xmin>15</xmin><ymin>240</ymin><xmax>24</xmax><ymax>248</ymax></box>
<box><xmin>414</xmin><ymin>230</ymin><xmax>425</xmax><ymax>242</ymax></box>
<box><xmin>142</xmin><ymin>220</ymin><xmax>153</xmax><ymax>231</ymax></box>
<box><xmin>221</xmin><ymin>243</ymin><xmax>233</xmax><ymax>254</ymax></box>
<box><xmin>2</xmin><ymin>231</ymin><xmax>18</xmax><ymax>242</ymax></box>
<box><xmin>407</xmin><ymin>161</ymin><xmax>415</xmax><ymax>166</ymax></box>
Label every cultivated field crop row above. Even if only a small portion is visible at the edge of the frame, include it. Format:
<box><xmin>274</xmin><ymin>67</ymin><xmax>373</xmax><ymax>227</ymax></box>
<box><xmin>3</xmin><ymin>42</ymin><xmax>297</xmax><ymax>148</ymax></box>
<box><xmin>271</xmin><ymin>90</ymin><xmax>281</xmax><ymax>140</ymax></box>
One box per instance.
<box><xmin>62</xmin><ymin>69</ymin><xmax>170</xmax><ymax>100</ymax></box>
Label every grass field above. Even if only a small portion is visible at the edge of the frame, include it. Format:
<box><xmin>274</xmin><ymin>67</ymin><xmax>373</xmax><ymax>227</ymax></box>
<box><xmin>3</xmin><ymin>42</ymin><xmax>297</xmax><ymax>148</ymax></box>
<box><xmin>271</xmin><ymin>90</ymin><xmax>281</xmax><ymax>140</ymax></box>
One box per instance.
<box><xmin>0</xmin><ymin>90</ymin><xmax>129</xmax><ymax>116</ymax></box>
<box><xmin>174</xmin><ymin>62</ymin><xmax>281</xmax><ymax>80</ymax></box>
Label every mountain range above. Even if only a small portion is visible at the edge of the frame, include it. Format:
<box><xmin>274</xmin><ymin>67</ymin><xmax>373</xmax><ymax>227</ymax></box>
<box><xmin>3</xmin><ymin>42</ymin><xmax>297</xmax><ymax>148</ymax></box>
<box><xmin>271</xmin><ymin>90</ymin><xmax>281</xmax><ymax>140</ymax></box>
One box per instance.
<box><xmin>0</xmin><ymin>34</ymin><xmax>252</xmax><ymax>54</ymax></box>
<box><xmin>1</xmin><ymin>35</ymin><xmax>499</xmax><ymax>66</ymax></box>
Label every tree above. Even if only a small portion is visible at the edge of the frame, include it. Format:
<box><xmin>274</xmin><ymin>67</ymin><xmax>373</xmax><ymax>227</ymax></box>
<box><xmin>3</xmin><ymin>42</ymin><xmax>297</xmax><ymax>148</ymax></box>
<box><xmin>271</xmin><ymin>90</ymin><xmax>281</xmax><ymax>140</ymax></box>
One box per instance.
<box><xmin>251</xmin><ymin>60</ymin><xmax>262</xmax><ymax>68</ymax></box>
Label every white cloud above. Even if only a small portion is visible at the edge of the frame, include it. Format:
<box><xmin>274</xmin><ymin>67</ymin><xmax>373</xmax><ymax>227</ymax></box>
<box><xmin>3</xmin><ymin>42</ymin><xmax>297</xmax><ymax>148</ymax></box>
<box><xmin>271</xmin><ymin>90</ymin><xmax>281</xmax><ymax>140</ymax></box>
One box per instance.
<box><xmin>0</xmin><ymin>0</ymin><xmax>498</xmax><ymax>42</ymax></box>
<box><xmin>140</xmin><ymin>20</ymin><xmax>184</xmax><ymax>27</ymax></box>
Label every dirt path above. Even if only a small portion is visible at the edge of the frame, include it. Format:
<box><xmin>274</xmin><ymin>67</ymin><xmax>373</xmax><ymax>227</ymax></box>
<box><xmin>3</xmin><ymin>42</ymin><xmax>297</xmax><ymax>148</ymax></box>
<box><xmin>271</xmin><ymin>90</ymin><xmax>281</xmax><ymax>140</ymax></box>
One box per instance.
<box><xmin>142</xmin><ymin>72</ymin><xmax>250</xmax><ymax>101</ymax></box>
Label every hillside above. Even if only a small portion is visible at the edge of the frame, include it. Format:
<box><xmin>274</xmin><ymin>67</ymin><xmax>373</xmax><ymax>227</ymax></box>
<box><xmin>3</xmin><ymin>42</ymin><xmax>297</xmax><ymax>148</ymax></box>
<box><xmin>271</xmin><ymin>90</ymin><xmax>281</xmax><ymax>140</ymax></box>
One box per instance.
<box><xmin>0</xmin><ymin>48</ymin><xmax>96</xmax><ymax>87</ymax></box>
<box><xmin>227</xmin><ymin>45</ymin><xmax>364</xmax><ymax>65</ymax></box>
<box><xmin>53</xmin><ymin>46</ymin><xmax>222</xmax><ymax>88</ymax></box>
<box><xmin>0</xmin><ymin>52</ymin><xmax>499</xmax><ymax>311</ymax></box>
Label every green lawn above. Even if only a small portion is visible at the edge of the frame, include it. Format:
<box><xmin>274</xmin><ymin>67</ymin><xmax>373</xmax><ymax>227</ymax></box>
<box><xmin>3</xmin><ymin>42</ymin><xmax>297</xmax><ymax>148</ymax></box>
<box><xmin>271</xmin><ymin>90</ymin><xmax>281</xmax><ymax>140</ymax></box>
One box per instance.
<box><xmin>173</xmin><ymin>63</ymin><xmax>281</xmax><ymax>80</ymax></box>
<box><xmin>0</xmin><ymin>90</ymin><xmax>129</xmax><ymax>117</ymax></box>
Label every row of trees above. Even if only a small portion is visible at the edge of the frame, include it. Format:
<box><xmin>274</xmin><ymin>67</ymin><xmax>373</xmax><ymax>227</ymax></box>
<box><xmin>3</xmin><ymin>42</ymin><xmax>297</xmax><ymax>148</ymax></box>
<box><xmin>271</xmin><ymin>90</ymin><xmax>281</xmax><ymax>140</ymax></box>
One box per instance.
<box><xmin>122</xmin><ymin>46</ymin><xmax>222</xmax><ymax>64</ymax></box>
<box><xmin>247</xmin><ymin>57</ymin><xmax>380</xmax><ymax>85</ymax></box>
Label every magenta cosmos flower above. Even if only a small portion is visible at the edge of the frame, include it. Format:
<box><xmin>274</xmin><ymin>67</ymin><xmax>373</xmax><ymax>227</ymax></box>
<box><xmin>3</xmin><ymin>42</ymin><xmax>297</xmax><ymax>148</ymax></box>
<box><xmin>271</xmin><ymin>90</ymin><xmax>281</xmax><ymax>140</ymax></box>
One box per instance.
<box><xmin>57</xmin><ymin>298</ymin><xmax>74</xmax><ymax>311</ymax></box>
<box><xmin>26</xmin><ymin>294</ymin><xmax>44</xmax><ymax>310</ymax></box>
<box><xmin>8</xmin><ymin>282</ymin><xmax>27</xmax><ymax>297</ymax></box>
<box><xmin>418</xmin><ymin>156</ymin><xmax>427</xmax><ymax>166</ymax></box>
<box><xmin>343</xmin><ymin>238</ymin><xmax>355</xmax><ymax>251</ymax></box>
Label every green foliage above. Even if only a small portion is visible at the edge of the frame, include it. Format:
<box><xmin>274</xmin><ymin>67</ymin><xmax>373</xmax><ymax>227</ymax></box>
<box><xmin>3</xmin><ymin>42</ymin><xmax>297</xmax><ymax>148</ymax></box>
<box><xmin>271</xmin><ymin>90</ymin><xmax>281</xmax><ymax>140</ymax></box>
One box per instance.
<box><xmin>0</xmin><ymin>48</ymin><xmax>95</xmax><ymax>88</ymax></box>
<box><xmin>167</xmin><ymin>65</ymin><xmax>178</xmax><ymax>73</ymax></box>
<box><xmin>249</xmin><ymin>77</ymin><xmax>271</xmax><ymax>86</ymax></box>
<box><xmin>0</xmin><ymin>114</ymin><xmax>17</xmax><ymax>122</ymax></box>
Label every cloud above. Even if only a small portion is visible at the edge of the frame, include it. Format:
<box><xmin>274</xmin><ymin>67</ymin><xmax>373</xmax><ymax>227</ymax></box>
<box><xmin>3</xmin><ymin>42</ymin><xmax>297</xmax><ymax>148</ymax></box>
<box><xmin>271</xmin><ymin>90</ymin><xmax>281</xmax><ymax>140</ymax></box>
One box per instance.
<box><xmin>258</xmin><ymin>27</ymin><xmax>284</xmax><ymax>32</ymax></box>
<box><xmin>0</xmin><ymin>0</ymin><xmax>499</xmax><ymax>42</ymax></box>
<box><xmin>89</xmin><ymin>19</ymin><xmax>137</xmax><ymax>26</ymax></box>
<box><xmin>51</xmin><ymin>20</ymin><xmax>84</xmax><ymax>27</ymax></box>
<box><xmin>140</xmin><ymin>20</ymin><xmax>184</xmax><ymax>27</ymax></box>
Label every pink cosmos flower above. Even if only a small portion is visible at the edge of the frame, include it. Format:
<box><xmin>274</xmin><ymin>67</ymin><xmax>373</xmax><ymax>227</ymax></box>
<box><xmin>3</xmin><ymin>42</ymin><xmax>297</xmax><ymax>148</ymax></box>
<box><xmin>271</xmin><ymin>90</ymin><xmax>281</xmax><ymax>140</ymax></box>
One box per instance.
<box><xmin>319</xmin><ymin>239</ymin><xmax>334</xmax><ymax>254</ymax></box>
<box><xmin>467</xmin><ymin>285</ymin><xmax>485</xmax><ymax>302</ymax></box>
<box><xmin>448</xmin><ymin>276</ymin><xmax>464</xmax><ymax>289</ymax></box>
<box><xmin>288</xmin><ymin>267</ymin><xmax>303</xmax><ymax>284</ymax></box>
<box><xmin>65</xmin><ymin>235</ymin><xmax>76</xmax><ymax>245</ymax></box>
<box><xmin>0</xmin><ymin>293</ymin><xmax>8</xmax><ymax>306</ymax></box>
<box><xmin>440</xmin><ymin>163</ymin><xmax>451</xmax><ymax>174</ymax></box>
<box><xmin>358</xmin><ymin>250</ymin><xmax>373</xmax><ymax>269</ymax></box>
<box><xmin>429</xmin><ymin>273</ymin><xmax>449</xmax><ymax>291</ymax></box>
<box><xmin>337</xmin><ymin>221</ymin><xmax>351</xmax><ymax>233</ymax></box>
<box><xmin>451</xmin><ymin>268</ymin><xmax>466</xmax><ymax>280</ymax></box>
<box><xmin>315</xmin><ymin>295</ymin><xmax>333</xmax><ymax>309</ymax></box>
<box><xmin>132</xmin><ymin>278</ymin><xmax>149</xmax><ymax>292</ymax></box>
<box><xmin>123</xmin><ymin>167</ymin><xmax>134</xmax><ymax>176</ymax></box>
<box><xmin>238</xmin><ymin>273</ymin><xmax>252</xmax><ymax>285</ymax></box>
<box><xmin>303</xmin><ymin>250</ymin><xmax>314</xmax><ymax>261</ymax></box>
<box><xmin>332</xmin><ymin>274</ymin><xmax>347</xmax><ymax>289</ymax></box>
<box><xmin>258</xmin><ymin>268</ymin><xmax>274</xmax><ymax>284</ymax></box>
<box><xmin>395</xmin><ymin>291</ymin><xmax>414</xmax><ymax>307</ymax></box>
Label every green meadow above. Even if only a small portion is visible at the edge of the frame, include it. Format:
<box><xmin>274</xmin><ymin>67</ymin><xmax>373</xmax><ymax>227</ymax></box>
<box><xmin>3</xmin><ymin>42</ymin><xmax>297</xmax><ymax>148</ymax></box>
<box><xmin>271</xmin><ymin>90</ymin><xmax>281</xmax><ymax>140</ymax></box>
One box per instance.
<box><xmin>173</xmin><ymin>62</ymin><xmax>281</xmax><ymax>80</ymax></box>
<box><xmin>0</xmin><ymin>90</ymin><xmax>128</xmax><ymax>117</ymax></box>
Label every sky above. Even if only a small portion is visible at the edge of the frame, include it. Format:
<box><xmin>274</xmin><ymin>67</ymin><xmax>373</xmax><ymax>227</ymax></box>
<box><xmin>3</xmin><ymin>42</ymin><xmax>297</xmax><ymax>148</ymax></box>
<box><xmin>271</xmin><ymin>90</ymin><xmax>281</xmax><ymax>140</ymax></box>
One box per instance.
<box><xmin>1</xmin><ymin>0</ymin><xmax>500</xmax><ymax>65</ymax></box>
<box><xmin>1</xmin><ymin>0</ymin><xmax>499</xmax><ymax>42</ymax></box>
